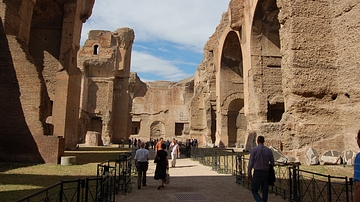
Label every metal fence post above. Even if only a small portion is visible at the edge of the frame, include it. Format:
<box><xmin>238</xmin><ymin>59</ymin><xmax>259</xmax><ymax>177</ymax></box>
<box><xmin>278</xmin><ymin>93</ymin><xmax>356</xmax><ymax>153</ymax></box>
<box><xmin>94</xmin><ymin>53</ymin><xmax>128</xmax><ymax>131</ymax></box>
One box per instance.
<box><xmin>328</xmin><ymin>175</ymin><xmax>332</xmax><ymax>202</ymax></box>
<box><xmin>77</xmin><ymin>179</ymin><xmax>81</xmax><ymax>202</ymax></box>
<box><xmin>289</xmin><ymin>166</ymin><xmax>293</xmax><ymax>201</ymax></box>
<box><xmin>59</xmin><ymin>181</ymin><xmax>63</xmax><ymax>202</ymax></box>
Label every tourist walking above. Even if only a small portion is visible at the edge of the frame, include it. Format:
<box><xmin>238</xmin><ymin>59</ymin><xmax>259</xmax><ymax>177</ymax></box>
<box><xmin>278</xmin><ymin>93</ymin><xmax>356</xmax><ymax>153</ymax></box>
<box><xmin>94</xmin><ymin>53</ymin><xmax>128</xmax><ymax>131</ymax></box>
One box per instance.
<box><xmin>134</xmin><ymin>142</ymin><xmax>150</xmax><ymax>189</ymax></box>
<box><xmin>134</xmin><ymin>138</ymin><xmax>137</xmax><ymax>148</ymax></box>
<box><xmin>186</xmin><ymin>139</ymin><xmax>191</xmax><ymax>157</ymax></box>
<box><xmin>154</xmin><ymin>143</ymin><xmax>169</xmax><ymax>190</ymax></box>
<box><xmin>165</xmin><ymin>140</ymin><xmax>170</xmax><ymax>151</ymax></box>
<box><xmin>354</xmin><ymin>130</ymin><xmax>360</xmax><ymax>202</ymax></box>
<box><xmin>170</xmin><ymin>139</ymin><xmax>180</xmax><ymax>168</ymax></box>
<box><xmin>247</xmin><ymin>135</ymin><xmax>275</xmax><ymax>202</ymax></box>
<box><xmin>155</xmin><ymin>137</ymin><xmax>164</xmax><ymax>153</ymax></box>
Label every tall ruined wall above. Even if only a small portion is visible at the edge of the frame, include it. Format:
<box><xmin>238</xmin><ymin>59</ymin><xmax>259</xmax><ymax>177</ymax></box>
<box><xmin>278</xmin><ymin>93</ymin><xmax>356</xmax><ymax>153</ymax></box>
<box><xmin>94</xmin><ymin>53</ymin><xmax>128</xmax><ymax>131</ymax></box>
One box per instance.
<box><xmin>0</xmin><ymin>0</ymin><xmax>94</xmax><ymax>163</ymax></box>
<box><xmin>191</xmin><ymin>0</ymin><xmax>360</xmax><ymax>163</ymax></box>
<box><xmin>190</xmin><ymin>13</ymin><xmax>228</xmax><ymax>146</ymax></box>
<box><xmin>277</xmin><ymin>0</ymin><xmax>360</xmax><ymax>160</ymax></box>
<box><xmin>78</xmin><ymin>28</ymin><xmax>134</xmax><ymax>145</ymax></box>
<box><xmin>130</xmin><ymin>76</ymin><xmax>194</xmax><ymax>143</ymax></box>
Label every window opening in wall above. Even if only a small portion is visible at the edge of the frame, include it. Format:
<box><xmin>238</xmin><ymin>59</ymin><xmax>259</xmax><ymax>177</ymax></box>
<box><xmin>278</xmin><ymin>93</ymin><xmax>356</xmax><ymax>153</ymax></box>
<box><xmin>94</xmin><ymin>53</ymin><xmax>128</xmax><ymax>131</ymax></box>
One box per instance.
<box><xmin>132</xmin><ymin>121</ymin><xmax>140</xmax><ymax>135</ymax></box>
<box><xmin>90</xmin><ymin>117</ymin><xmax>102</xmax><ymax>133</ymax></box>
<box><xmin>267</xmin><ymin>102</ymin><xmax>284</xmax><ymax>122</ymax></box>
<box><xmin>93</xmin><ymin>45</ymin><xmax>99</xmax><ymax>55</ymax></box>
<box><xmin>267</xmin><ymin>65</ymin><xmax>281</xmax><ymax>68</ymax></box>
<box><xmin>175</xmin><ymin>123</ymin><xmax>184</xmax><ymax>136</ymax></box>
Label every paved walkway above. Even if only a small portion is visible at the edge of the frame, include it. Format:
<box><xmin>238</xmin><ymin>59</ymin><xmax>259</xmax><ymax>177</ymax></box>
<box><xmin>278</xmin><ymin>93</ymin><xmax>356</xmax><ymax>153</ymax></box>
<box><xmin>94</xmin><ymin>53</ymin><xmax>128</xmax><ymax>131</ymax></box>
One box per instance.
<box><xmin>116</xmin><ymin>151</ymin><xmax>285</xmax><ymax>202</ymax></box>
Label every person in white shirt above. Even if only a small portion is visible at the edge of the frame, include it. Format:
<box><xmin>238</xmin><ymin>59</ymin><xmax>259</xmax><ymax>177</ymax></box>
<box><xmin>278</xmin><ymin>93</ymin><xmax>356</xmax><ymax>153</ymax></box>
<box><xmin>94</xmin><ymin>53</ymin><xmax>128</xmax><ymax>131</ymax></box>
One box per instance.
<box><xmin>134</xmin><ymin>142</ymin><xmax>150</xmax><ymax>189</ymax></box>
<box><xmin>170</xmin><ymin>139</ymin><xmax>180</xmax><ymax>168</ymax></box>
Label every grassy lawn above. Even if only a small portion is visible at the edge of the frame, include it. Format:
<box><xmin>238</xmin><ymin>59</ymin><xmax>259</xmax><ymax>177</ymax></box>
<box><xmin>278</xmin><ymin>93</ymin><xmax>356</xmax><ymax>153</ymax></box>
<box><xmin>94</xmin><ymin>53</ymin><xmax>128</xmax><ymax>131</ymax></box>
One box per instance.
<box><xmin>0</xmin><ymin>163</ymin><xmax>98</xmax><ymax>201</ymax></box>
<box><xmin>0</xmin><ymin>147</ymin><xmax>132</xmax><ymax>202</ymax></box>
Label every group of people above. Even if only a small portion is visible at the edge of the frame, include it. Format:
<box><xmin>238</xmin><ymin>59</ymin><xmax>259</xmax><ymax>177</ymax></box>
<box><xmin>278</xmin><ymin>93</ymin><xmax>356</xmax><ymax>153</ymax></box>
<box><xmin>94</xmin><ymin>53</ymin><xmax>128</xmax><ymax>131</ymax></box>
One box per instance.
<box><xmin>134</xmin><ymin>137</ymin><xmax>180</xmax><ymax>190</ymax></box>
<box><xmin>135</xmin><ymin>132</ymin><xmax>360</xmax><ymax>200</ymax></box>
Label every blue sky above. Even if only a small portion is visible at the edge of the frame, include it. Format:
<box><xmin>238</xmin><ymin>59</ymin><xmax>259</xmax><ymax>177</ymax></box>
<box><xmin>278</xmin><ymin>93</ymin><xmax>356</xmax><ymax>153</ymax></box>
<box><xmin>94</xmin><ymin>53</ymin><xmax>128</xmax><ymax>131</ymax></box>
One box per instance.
<box><xmin>81</xmin><ymin>0</ymin><xmax>229</xmax><ymax>82</ymax></box>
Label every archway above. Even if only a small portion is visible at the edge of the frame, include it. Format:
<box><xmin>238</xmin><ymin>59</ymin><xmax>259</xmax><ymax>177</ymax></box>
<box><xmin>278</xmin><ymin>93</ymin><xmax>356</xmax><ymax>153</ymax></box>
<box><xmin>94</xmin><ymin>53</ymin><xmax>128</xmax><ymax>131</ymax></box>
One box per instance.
<box><xmin>250</xmin><ymin>0</ymin><xmax>283</xmax><ymax>122</ymax></box>
<box><xmin>228</xmin><ymin>99</ymin><xmax>246</xmax><ymax>147</ymax></box>
<box><xmin>221</xmin><ymin>31</ymin><xmax>243</xmax><ymax>79</ymax></box>
<box><xmin>218</xmin><ymin>30</ymin><xmax>245</xmax><ymax>147</ymax></box>
<box><xmin>150</xmin><ymin>121</ymin><xmax>165</xmax><ymax>139</ymax></box>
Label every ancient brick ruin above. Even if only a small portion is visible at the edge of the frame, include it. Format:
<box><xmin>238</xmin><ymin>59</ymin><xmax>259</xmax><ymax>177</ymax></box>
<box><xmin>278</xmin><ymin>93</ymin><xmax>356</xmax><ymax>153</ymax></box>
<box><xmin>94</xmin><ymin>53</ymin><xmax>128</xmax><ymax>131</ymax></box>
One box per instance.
<box><xmin>1</xmin><ymin>0</ymin><xmax>360</xmax><ymax>164</ymax></box>
<box><xmin>191</xmin><ymin>0</ymin><xmax>360</xmax><ymax>163</ymax></box>
<box><xmin>77</xmin><ymin>28</ymin><xmax>134</xmax><ymax>145</ymax></box>
<box><xmin>1</xmin><ymin>0</ymin><xmax>95</xmax><ymax>163</ymax></box>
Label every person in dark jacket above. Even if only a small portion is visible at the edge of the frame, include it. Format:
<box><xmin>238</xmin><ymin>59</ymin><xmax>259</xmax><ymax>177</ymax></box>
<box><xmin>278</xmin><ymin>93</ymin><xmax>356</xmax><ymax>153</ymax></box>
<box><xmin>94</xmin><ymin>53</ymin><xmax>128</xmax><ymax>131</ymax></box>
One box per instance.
<box><xmin>154</xmin><ymin>143</ymin><xmax>169</xmax><ymax>190</ymax></box>
<box><xmin>247</xmin><ymin>135</ymin><xmax>275</xmax><ymax>202</ymax></box>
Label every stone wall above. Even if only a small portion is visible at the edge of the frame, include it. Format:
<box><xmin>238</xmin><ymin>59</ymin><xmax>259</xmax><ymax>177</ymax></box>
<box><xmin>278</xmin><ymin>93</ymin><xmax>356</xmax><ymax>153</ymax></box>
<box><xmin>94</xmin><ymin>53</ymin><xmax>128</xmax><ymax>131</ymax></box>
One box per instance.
<box><xmin>0</xmin><ymin>0</ymin><xmax>94</xmax><ymax>163</ymax></box>
<box><xmin>130</xmin><ymin>77</ymin><xmax>194</xmax><ymax>144</ymax></box>
<box><xmin>191</xmin><ymin>0</ymin><xmax>360</xmax><ymax>162</ymax></box>
<box><xmin>78</xmin><ymin>28</ymin><xmax>134</xmax><ymax>145</ymax></box>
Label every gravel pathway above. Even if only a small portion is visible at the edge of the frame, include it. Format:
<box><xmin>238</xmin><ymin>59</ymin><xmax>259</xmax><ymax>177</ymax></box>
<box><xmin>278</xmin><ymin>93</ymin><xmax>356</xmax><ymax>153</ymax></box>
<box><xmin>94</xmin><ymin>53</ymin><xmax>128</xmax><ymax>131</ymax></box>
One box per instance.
<box><xmin>116</xmin><ymin>154</ymin><xmax>286</xmax><ymax>202</ymax></box>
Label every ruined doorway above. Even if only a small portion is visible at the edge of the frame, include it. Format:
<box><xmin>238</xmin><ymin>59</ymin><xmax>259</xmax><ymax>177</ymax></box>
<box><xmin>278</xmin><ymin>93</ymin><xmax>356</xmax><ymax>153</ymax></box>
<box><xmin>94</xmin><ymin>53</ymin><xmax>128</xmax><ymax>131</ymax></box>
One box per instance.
<box><xmin>175</xmin><ymin>123</ymin><xmax>184</xmax><ymax>136</ymax></box>
<box><xmin>251</xmin><ymin>0</ymin><xmax>283</xmax><ymax>122</ymax></box>
<box><xmin>211</xmin><ymin>106</ymin><xmax>216</xmax><ymax>143</ymax></box>
<box><xmin>150</xmin><ymin>121</ymin><xmax>165</xmax><ymax>139</ymax></box>
<box><xmin>228</xmin><ymin>99</ymin><xmax>246</xmax><ymax>147</ymax></box>
<box><xmin>132</xmin><ymin>121</ymin><xmax>140</xmax><ymax>134</ymax></box>
<box><xmin>90</xmin><ymin>117</ymin><xmax>102</xmax><ymax>133</ymax></box>
<box><xmin>219</xmin><ymin>30</ymin><xmax>244</xmax><ymax>147</ymax></box>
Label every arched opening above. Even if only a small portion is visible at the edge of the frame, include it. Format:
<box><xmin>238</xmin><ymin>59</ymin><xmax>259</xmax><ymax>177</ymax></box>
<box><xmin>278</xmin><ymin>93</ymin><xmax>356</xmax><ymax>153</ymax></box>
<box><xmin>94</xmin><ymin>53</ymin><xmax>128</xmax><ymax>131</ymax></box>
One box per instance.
<box><xmin>150</xmin><ymin>121</ymin><xmax>165</xmax><ymax>139</ymax></box>
<box><xmin>228</xmin><ymin>99</ymin><xmax>246</xmax><ymax>147</ymax></box>
<box><xmin>93</xmin><ymin>44</ymin><xmax>99</xmax><ymax>55</ymax></box>
<box><xmin>251</xmin><ymin>0</ymin><xmax>283</xmax><ymax>122</ymax></box>
<box><xmin>221</xmin><ymin>31</ymin><xmax>243</xmax><ymax>79</ymax></box>
<box><xmin>219</xmin><ymin>31</ymin><xmax>245</xmax><ymax>147</ymax></box>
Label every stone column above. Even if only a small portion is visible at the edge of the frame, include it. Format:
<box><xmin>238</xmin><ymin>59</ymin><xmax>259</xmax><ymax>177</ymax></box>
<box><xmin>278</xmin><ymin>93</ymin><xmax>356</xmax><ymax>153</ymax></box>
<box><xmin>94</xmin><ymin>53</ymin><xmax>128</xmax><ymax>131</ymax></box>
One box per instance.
<box><xmin>52</xmin><ymin>1</ymin><xmax>84</xmax><ymax>149</ymax></box>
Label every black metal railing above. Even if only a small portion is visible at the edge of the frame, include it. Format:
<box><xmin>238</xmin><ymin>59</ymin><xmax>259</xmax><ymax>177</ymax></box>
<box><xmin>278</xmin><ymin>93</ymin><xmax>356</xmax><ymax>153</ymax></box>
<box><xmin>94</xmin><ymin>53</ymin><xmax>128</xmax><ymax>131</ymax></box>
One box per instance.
<box><xmin>17</xmin><ymin>153</ymin><xmax>133</xmax><ymax>202</ymax></box>
<box><xmin>191</xmin><ymin>147</ymin><xmax>240</xmax><ymax>174</ymax></box>
<box><xmin>291</xmin><ymin>165</ymin><xmax>353</xmax><ymax>202</ymax></box>
<box><xmin>116</xmin><ymin>153</ymin><xmax>133</xmax><ymax>192</ymax></box>
<box><xmin>17</xmin><ymin>176</ymin><xmax>115</xmax><ymax>202</ymax></box>
<box><xmin>234</xmin><ymin>154</ymin><xmax>354</xmax><ymax>202</ymax></box>
<box><xmin>96</xmin><ymin>161</ymin><xmax>117</xmax><ymax>201</ymax></box>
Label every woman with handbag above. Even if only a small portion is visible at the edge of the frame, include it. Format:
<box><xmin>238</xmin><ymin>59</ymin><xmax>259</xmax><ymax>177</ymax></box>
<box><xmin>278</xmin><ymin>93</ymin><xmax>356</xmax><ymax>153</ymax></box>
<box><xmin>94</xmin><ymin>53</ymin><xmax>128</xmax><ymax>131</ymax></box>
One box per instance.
<box><xmin>154</xmin><ymin>143</ymin><xmax>169</xmax><ymax>190</ymax></box>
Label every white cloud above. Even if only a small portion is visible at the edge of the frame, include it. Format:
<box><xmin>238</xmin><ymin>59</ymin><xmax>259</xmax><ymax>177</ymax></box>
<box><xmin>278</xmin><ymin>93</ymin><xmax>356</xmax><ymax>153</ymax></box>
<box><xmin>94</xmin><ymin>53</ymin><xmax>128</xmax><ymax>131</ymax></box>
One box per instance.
<box><xmin>81</xmin><ymin>0</ymin><xmax>229</xmax><ymax>81</ymax></box>
<box><xmin>81</xmin><ymin>0</ymin><xmax>229</xmax><ymax>51</ymax></box>
<box><xmin>131</xmin><ymin>51</ymin><xmax>192</xmax><ymax>81</ymax></box>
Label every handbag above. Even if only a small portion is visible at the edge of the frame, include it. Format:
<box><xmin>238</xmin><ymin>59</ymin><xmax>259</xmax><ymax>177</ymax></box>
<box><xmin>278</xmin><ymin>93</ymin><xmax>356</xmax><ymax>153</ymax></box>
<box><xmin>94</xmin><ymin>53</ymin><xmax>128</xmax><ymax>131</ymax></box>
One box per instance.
<box><xmin>154</xmin><ymin>154</ymin><xmax>160</xmax><ymax>163</ymax></box>
<box><xmin>268</xmin><ymin>164</ymin><xmax>276</xmax><ymax>186</ymax></box>
<box><xmin>165</xmin><ymin>169</ymin><xmax>170</xmax><ymax>184</ymax></box>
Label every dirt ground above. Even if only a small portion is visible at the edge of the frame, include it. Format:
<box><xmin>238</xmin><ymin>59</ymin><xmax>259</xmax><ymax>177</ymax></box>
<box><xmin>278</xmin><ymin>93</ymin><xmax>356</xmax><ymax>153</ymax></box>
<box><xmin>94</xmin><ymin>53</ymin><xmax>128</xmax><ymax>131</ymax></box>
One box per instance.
<box><xmin>116</xmin><ymin>153</ymin><xmax>286</xmax><ymax>202</ymax></box>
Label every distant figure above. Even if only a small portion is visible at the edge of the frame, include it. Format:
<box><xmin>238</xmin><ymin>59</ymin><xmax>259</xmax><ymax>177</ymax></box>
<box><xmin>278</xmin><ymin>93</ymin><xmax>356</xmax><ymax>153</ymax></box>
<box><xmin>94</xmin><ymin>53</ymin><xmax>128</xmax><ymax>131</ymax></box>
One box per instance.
<box><xmin>134</xmin><ymin>142</ymin><xmax>150</xmax><ymax>189</ymax></box>
<box><xmin>354</xmin><ymin>130</ymin><xmax>360</xmax><ymax>202</ymax></box>
<box><xmin>247</xmin><ymin>135</ymin><xmax>275</xmax><ymax>202</ymax></box>
<box><xmin>154</xmin><ymin>143</ymin><xmax>169</xmax><ymax>190</ymax></box>
<box><xmin>193</xmin><ymin>139</ymin><xmax>198</xmax><ymax>147</ymax></box>
<box><xmin>128</xmin><ymin>139</ymin><xmax>132</xmax><ymax>148</ymax></box>
<box><xmin>170</xmin><ymin>139</ymin><xmax>180</xmax><ymax>168</ymax></box>
<box><xmin>138</xmin><ymin>139</ymin><xmax>141</xmax><ymax>148</ymax></box>
<box><xmin>185</xmin><ymin>139</ymin><xmax>191</xmax><ymax>157</ymax></box>
<box><xmin>150</xmin><ymin>138</ymin><xmax>154</xmax><ymax>149</ymax></box>
<box><xmin>119</xmin><ymin>138</ymin><xmax>124</xmax><ymax>148</ymax></box>
<box><xmin>134</xmin><ymin>138</ymin><xmax>137</xmax><ymax>148</ymax></box>
<box><xmin>165</xmin><ymin>140</ymin><xmax>170</xmax><ymax>151</ymax></box>
<box><xmin>155</xmin><ymin>137</ymin><xmax>164</xmax><ymax>153</ymax></box>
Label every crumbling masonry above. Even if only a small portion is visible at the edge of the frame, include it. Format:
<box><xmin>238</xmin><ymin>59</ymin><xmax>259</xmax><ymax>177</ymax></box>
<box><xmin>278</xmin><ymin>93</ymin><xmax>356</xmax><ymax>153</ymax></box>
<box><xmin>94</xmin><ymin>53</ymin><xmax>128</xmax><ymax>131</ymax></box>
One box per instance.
<box><xmin>1</xmin><ymin>0</ymin><xmax>360</xmax><ymax>164</ymax></box>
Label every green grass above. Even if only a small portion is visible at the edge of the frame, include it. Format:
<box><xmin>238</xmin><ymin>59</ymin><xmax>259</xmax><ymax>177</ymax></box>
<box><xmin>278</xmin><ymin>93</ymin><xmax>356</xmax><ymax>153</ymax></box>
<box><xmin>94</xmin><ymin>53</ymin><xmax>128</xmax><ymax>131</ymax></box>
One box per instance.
<box><xmin>0</xmin><ymin>163</ymin><xmax>98</xmax><ymax>201</ymax></box>
<box><xmin>0</xmin><ymin>147</ymin><xmax>132</xmax><ymax>202</ymax></box>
